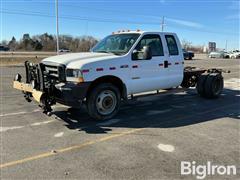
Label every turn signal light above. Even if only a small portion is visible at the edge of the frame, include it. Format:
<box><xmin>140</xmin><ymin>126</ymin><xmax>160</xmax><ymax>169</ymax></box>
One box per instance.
<box><xmin>77</xmin><ymin>77</ymin><xmax>84</xmax><ymax>83</ymax></box>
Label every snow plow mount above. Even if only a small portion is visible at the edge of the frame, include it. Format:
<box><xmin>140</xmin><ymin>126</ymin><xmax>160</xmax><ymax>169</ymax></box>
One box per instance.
<box><xmin>13</xmin><ymin>61</ymin><xmax>59</xmax><ymax>114</ymax></box>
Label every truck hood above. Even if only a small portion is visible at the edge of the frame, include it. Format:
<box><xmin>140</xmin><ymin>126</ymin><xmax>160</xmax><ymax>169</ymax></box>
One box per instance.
<box><xmin>42</xmin><ymin>52</ymin><xmax>118</xmax><ymax>67</ymax></box>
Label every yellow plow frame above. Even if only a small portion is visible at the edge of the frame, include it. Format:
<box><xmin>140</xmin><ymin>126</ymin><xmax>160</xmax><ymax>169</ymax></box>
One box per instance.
<box><xmin>13</xmin><ymin>81</ymin><xmax>43</xmax><ymax>103</ymax></box>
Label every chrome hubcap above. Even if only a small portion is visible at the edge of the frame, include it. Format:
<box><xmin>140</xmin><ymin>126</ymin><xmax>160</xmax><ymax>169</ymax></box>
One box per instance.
<box><xmin>96</xmin><ymin>90</ymin><xmax>117</xmax><ymax>115</ymax></box>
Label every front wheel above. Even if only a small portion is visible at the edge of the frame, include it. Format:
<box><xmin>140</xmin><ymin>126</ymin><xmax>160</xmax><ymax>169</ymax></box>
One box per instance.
<box><xmin>86</xmin><ymin>83</ymin><xmax>121</xmax><ymax>120</ymax></box>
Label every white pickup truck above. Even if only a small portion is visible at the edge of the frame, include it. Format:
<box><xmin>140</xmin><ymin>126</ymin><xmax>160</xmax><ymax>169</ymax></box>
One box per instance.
<box><xmin>13</xmin><ymin>31</ymin><xmax>226</xmax><ymax>120</ymax></box>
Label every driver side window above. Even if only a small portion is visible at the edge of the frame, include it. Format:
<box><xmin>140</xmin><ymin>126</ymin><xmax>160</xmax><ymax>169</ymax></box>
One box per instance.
<box><xmin>135</xmin><ymin>34</ymin><xmax>164</xmax><ymax>56</ymax></box>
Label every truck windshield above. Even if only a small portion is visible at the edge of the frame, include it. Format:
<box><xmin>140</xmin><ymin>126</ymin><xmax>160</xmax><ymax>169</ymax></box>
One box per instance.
<box><xmin>92</xmin><ymin>33</ymin><xmax>140</xmax><ymax>55</ymax></box>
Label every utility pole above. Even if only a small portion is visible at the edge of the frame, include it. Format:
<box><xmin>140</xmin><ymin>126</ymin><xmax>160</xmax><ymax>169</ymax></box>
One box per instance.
<box><xmin>225</xmin><ymin>40</ymin><xmax>228</xmax><ymax>51</ymax></box>
<box><xmin>161</xmin><ymin>16</ymin><xmax>165</xmax><ymax>32</ymax></box>
<box><xmin>55</xmin><ymin>0</ymin><xmax>59</xmax><ymax>54</ymax></box>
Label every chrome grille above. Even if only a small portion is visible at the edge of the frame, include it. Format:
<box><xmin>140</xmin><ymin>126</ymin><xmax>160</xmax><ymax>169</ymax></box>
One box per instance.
<box><xmin>43</xmin><ymin>64</ymin><xmax>66</xmax><ymax>82</ymax></box>
<box><xmin>45</xmin><ymin>65</ymin><xmax>59</xmax><ymax>78</ymax></box>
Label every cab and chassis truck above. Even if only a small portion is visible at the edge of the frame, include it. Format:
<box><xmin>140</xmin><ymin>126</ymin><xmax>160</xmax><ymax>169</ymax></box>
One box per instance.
<box><xmin>13</xmin><ymin>31</ymin><xmax>227</xmax><ymax>120</ymax></box>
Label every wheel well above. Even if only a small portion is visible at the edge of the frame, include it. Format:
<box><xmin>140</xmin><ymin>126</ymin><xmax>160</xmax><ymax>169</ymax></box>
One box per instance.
<box><xmin>86</xmin><ymin>75</ymin><xmax>127</xmax><ymax>100</ymax></box>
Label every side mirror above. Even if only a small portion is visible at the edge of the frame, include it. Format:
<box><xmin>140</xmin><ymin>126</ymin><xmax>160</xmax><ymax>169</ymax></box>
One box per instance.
<box><xmin>142</xmin><ymin>46</ymin><xmax>152</xmax><ymax>60</ymax></box>
<box><xmin>132</xmin><ymin>46</ymin><xmax>152</xmax><ymax>60</ymax></box>
<box><xmin>132</xmin><ymin>49</ymin><xmax>138</xmax><ymax>60</ymax></box>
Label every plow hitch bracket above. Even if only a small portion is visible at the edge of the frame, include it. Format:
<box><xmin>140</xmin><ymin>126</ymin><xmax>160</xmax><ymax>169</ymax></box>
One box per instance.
<box><xmin>13</xmin><ymin>61</ymin><xmax>56</xmax><ymax>115</ymax></box>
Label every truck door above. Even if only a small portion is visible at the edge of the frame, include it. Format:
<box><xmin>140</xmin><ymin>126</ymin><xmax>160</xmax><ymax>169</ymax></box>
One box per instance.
<box><xmin>164</xmin><ymin>34</ymin><xmax>184</xmax><ymax>87</ymax></box>
<box><xmin>129</xmin><ymin>34</ymin><xmax>169</xmax><ymax>94</ymax></box>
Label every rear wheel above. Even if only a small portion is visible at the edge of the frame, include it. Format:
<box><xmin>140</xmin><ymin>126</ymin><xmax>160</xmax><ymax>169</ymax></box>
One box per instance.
<box><xmin>86</xmin><ymin>83</ymin><xmax>121</xmax><ymax>120</ymax></box>
<box><xmin>204</xmin><ymin>73</ymin><xmax>223</xmax><ymax>98</ymax></box>
<box><xmin>196</xmin><ymin>73</ymin><xmax>209</xmax><ymax>97</ymax></box>
<box><xmin>197</xmin><ymin>73</ymin><xmax>223</xmax><ymax>99</ymax></box>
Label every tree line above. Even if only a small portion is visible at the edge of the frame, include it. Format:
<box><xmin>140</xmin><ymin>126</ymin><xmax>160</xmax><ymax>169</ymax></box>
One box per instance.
<box><xmin>1</xmin><ymin>33</ymin><xmax>206</xmax><ymax>53</ymax></box>
<box><xmin>181</xmin><ymin>39</ymin><xmax>206</xmax><ymax>53</ymax></box>
<box><xmin>1</xmin><ymin>33</ymin><xmax>98</xmax><ymax>52</ymax></box>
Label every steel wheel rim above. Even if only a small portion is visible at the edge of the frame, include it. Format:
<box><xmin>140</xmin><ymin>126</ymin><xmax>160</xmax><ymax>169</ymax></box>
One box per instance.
<box><xmin>96</xmin><ymin>90</ymin><xmax>117</xmax><ymax>115</ymax></box>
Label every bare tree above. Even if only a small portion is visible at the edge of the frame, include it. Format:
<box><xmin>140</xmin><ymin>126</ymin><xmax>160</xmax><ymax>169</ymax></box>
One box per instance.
<box><xmin>181</xmin><ymin>39</ymin><xmax>192</xmax><ymax>50</ymax></box>
<box><xmin>3</xmin><ymin>33</ymin><xmax>98</xmax><ymax>52</ymax></box>
<box><xmin>8</xmin><ymin>36</ymin><xmax>17</xmax><ymax>50</ymax></box>
<box><xmin>0</xmin><ymin>40</ymin><xmax>8</xmax><ymax>46</ymax></box>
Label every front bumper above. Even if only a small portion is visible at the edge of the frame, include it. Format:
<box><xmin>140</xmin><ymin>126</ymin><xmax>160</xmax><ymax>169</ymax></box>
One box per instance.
<box><xmin>54</xmin><ymin>82</ymin><xmax>91</xmax><ymax>107</ymax></box>
<box><xmin>13</xmin><ymin>81</ymin><xmax>91</xmax><ymax>107</ymax></box>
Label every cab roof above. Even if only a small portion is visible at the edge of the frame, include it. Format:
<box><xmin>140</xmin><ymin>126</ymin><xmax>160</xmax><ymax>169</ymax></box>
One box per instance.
<box><xmin>112</xmin><ymin>30</ymin><xmax>176</xmax><ymax>36</ymax></box>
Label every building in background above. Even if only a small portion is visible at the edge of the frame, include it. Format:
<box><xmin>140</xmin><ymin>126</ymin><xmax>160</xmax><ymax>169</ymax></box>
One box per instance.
<box><xmin>208</xmin><ymin>42</ymin><xmax>216</xmax><ymax>52</ymax></box>
<box><xmin>203</xmin><ymin>46</ymin><xmax>207</xmax><ymax>53</ymax></box>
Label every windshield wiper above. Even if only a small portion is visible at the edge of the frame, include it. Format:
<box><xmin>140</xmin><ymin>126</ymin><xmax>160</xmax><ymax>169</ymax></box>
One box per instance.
<box><xmin>95</xmin><ymin>50</ymin><xmax>123</xmax><ymax>56</ymax></box>
<box><xmin>111</xmin><ymin>52</ymin><xmax>124</xmax><ymax>55</ymax></box>
<box><xmin>95</xmin><ymin>50</ymin><xmax>111</xmax><ymax>54</ymax></box>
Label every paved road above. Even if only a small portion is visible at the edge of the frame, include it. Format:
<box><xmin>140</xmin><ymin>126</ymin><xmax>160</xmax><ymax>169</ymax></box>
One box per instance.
<box><xmin>0</xmin><ymin>59</ymin><xmax>239</xmax><ymax>179</ymax></box>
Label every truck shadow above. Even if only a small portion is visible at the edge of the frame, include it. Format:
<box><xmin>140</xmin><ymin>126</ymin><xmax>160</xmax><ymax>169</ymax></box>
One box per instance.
<box><xmin>53</xmin><ymin>88</ymin><xmax>240</xmax><ymax>134</ymax></box>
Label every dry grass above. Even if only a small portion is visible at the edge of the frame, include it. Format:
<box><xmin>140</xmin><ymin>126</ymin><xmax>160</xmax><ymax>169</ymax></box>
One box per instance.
<box><xmin>0</xmin><ymin>57</ymin><xmax>44</xmax><ymax>66</ymax></box>
<box><xmin>0</xmin><ymin>51</ymin><xmax>55</xmax><ymax>66</ymax></box>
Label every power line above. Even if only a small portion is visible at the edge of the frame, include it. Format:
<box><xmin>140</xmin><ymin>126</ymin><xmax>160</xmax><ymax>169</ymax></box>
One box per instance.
<box><xmin>0</xmin><ymin>10</ymin><xmax>161</xmax><ymax>25</ymax></box>
<box><xmin>1</xmin><ymin>9</ymin><xmax>239</xmax><ymax>36</ymax></box>
<box><xmin>57</xmin><ymin>3</ymin><xmax>163</xmax><ymax>19</ymax></box>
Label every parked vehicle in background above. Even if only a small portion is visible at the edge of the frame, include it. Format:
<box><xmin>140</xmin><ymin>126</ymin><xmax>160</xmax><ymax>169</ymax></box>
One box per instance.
<box><xmin>232</xmin><ymin>50</ymin><xmax>240</xmax><ymax>53</ymax></box>
<box><xmin>59</xmin><ymin>48</ymin><xmax>71</xmax><ymax>53</ymax></box>
<box><xmin>0</xmin><ymin>45</ymin><xmax>10</xmax><ymax>51</ymax></box>
<box><xmin>209</xmin><ymin>51</ymin><xmax>229</xmax><ymax>58</ymax></box>
<box><xmin>182</xmin><ymin>49</ymin><xmax>194</xmax><ymax>60</ymax></box>
<box><xmin>223</xmin><ymin>52</ymin><xmax>230</xmax><ymax>58</ymax></box>
<box><xmin>229</xmin><ymin>50</ymin><xmax>240</xmax><ymax>59</ymax></box>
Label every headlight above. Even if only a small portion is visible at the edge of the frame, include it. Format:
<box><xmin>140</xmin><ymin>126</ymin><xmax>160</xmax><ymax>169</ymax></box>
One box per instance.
<box><xmin>66</xmin><ymin>69</ymin><xmax>84</xmax><ymax>83</ymax></box>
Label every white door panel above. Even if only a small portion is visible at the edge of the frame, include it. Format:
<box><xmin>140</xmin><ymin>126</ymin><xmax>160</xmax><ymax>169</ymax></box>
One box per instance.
<box><xmin>129</xmin><ymin>57</ymin><xmax>167</xmax><ymax>94</ymax></box>
<box><xmin>129</xmin><ymin>34</ymin><xmax>169</xmax><ymax>94</ymax></box>
<box><xmin>164</xmin><ymin>34</ymin><xmax>184</xmax><ymax>87</ymax></box>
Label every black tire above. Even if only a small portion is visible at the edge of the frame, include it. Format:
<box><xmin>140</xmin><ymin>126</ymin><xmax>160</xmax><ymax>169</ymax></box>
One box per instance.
<box><xmin>86</xmin><ymin>83</ymin><xmax>121</xmax><ymax>120</ymax></box>
<box><xmin>196</xmin><ymin>73</ymin><xmax>209</xmax><ymax>97</ymax></box>
<box><xmin>204</xmin><ymin>73</ymin><xmax>223</xmax><ymax>99</ymax></box>
<box><xmin>189</xmin><ymin>56</ymin><xmax>192</xmax><ymax>60</ymax></box>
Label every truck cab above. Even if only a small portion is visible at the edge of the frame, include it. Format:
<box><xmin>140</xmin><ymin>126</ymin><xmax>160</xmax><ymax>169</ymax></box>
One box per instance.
<box><xmin>13</xmin><ymin>31</ymin><xmax>224</xmax><ymax>120</ymax></box>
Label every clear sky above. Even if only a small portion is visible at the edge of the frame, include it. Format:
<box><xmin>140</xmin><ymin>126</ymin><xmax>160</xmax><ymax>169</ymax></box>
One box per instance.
<box><xmin>1</xmin><ymin>0</ymin><xmax>239</xmax><ymax>50</ymax></box>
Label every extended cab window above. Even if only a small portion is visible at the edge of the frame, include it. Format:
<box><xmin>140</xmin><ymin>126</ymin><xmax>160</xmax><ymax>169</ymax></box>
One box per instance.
<box><xmin>135</xmin><ymin>34</ymin><xmax>164</xmax><ymax>56</ymax></box>
<box><xmin>165</xmin><ymin>35</ymin><xmax>179</xmax><ymax>55</ymax></box>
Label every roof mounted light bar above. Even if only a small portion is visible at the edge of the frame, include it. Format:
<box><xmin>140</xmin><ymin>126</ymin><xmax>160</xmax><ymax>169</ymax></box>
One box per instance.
<box><xmin>112</xmin><ymin>29</ymin><xmax>142</xmax><ymax>34</ymax></box>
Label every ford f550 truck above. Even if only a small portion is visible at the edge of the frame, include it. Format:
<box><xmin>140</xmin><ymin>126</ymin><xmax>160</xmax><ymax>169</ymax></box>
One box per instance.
<box><xmin>13</xmin><ymin>31</ymin><xmax>226</xmax><ymax>120</ymax></box>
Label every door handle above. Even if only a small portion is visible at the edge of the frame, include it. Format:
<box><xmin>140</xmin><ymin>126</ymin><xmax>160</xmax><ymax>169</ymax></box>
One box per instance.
<box><xmin>164</xmin><ymin>60</ymin><xmax>168</xmax><ymax>68</ymax></box>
